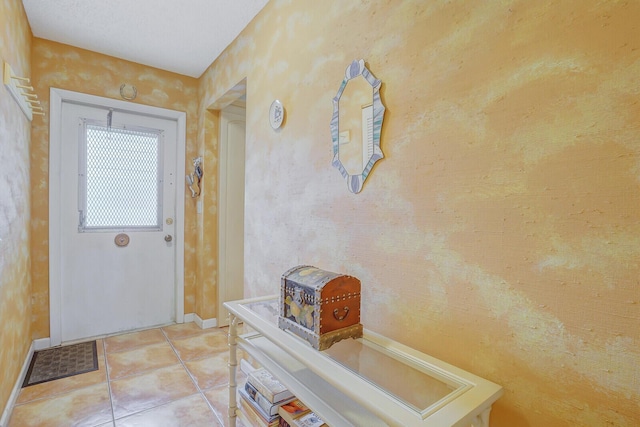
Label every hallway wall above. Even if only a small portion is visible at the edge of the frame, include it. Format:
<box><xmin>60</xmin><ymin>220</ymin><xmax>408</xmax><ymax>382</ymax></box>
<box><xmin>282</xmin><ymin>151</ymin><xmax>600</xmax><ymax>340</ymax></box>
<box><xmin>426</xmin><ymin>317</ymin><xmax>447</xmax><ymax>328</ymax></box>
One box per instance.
<box><xmin>0</xmin><ymin>0</ymin><xmax>33</xmax><ymax>416</ymax></box>
<box><xmin>198</xmin><ymin>1</ymin><xmax>640</xmax><ymax>425</ymax></box>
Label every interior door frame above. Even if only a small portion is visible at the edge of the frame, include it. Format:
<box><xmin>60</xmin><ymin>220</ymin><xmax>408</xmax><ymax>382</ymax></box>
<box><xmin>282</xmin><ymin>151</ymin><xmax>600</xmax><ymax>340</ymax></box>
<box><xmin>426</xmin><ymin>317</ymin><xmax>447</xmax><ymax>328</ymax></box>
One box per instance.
<box><xmin>49</xmin><ymin>88</ymin><xmax>186</xmax><ymax>346</ymax></box>
<box><xmin>217</xmin><ymin>103</ymin><xmax>246</xmax><ymax>326</ymax></box>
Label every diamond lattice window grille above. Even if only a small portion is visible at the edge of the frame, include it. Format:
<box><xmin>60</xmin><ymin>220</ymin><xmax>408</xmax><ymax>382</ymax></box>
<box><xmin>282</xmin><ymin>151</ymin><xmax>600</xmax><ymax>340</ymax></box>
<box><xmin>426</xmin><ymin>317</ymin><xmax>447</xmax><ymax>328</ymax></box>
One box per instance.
<box><xmin>79</xmin><ymin>123</ymin><xmax>163</xmax><ymax>231</ymax></box>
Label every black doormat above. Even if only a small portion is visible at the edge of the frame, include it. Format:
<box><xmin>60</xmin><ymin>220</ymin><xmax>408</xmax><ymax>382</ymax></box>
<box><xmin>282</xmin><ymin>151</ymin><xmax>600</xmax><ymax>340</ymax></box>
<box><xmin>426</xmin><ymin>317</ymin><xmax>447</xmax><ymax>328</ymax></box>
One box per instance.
<box><xmin>22</xmin><ymin>341</ymin><xmax>98</xmax><ymax>387</ymax></box>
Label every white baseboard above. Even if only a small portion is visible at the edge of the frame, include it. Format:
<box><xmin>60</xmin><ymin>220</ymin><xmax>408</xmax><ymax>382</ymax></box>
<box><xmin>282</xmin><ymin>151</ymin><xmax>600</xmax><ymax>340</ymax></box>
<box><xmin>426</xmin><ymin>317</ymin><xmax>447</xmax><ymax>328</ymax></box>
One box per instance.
<box><xmin>193</xmin><ymin>313</ymin><xmax>217</xmax><ymax>329</ymax></box>
<box><xmin>33</xmin><ymin>337</ymin><xmax>51</xmax><ymax>351</ymax></box>
<box><xmin>0</xmin><ymin>341</ymin><xmax>35</xmax><ymax>427</ymax></box>
<box><xmin>184</xmin><ymin>312</ymin><xmax>217</xmax><ymax>329</ymax></box>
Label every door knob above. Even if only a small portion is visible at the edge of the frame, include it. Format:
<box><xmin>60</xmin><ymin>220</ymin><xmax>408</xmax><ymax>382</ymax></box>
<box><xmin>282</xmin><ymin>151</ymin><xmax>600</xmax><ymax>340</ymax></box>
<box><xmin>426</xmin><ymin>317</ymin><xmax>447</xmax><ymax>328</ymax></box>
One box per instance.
<box><xmin>164</xmin><ymin>235</ymin><xmax>173</xmax><ymax>242</ymax></box>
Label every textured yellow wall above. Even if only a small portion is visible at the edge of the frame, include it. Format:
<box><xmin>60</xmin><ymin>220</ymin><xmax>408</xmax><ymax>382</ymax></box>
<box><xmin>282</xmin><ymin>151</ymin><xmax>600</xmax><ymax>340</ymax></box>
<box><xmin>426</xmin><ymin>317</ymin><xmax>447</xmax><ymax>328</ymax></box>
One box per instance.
<box><xmin>0</xmin><ymin>0</ymin><xmax>32</xmax><ymax>416</ymax></box>
<box><xmin>197</xmin><ymin>109</ymin><xmax>219</xmax><ymax>319</ymax></box>
<box><xmin>200</xmin><ymin>1</ymin><xmax>640</xmax><ymax>425</ymax></box>
<box><xmin>29</xmin><ymin>39</ymin><xmax>200</xmax><ymax>337</ymax></box>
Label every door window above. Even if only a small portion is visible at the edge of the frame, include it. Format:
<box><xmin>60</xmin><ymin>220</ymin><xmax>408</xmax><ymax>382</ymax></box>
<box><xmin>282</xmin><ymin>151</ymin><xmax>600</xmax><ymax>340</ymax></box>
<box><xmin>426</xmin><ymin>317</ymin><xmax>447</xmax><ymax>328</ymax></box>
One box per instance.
<box><xmin>78</xmin><ymin>120</ymin><xmax>164</xmax><ymax>231</ymax></box>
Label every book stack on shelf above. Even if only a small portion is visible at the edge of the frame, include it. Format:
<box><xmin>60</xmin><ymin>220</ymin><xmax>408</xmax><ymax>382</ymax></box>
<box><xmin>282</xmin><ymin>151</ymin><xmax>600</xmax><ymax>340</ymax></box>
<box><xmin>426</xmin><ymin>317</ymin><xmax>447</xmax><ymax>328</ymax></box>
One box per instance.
<box><xmin>278</xmin><ymin>399</ymin><xmax>327</xmax><ymax>427</ymax></box>
<box><xmin>238</xmin><ymin>367</ymin><xmax>297</xmax><ymax>427</ymax></box>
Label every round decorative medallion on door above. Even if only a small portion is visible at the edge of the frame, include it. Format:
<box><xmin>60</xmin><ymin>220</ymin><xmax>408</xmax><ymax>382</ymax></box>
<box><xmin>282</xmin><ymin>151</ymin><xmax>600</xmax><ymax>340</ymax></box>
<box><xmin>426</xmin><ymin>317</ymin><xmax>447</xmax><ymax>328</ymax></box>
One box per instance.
<box><xmin>114</xmin><ymin>233</ymin><xmax>130</xmax><ymax>247</ymax></box>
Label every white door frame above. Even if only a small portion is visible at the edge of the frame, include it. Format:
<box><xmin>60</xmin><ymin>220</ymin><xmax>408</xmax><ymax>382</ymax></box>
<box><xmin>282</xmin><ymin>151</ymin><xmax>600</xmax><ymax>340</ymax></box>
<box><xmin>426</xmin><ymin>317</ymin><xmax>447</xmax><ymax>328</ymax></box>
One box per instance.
<box><xmin>217</xmin><ymin>104</ymin><xmax>246</xmax><ymax>326</ymax></box>
<box><xmin>49</xmin><ymin>88</ymin><xmax>186</xmax><ymax>346</ymax></box>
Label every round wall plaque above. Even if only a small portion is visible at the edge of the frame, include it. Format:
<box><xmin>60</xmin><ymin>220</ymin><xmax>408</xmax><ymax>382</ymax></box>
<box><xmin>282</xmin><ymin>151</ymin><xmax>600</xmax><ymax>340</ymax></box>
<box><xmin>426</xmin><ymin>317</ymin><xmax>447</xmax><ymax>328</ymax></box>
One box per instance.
<box><xmin>269</xmin><ymin>99</ymin><xmax>284</xmax><ymax>129</ymax></box>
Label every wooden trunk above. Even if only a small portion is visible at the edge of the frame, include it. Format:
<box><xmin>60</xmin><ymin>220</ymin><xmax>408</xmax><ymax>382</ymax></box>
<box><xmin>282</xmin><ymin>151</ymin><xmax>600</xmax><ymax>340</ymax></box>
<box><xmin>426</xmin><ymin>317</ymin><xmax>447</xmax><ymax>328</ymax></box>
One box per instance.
<box><xmin>278</xmin><ymin>265</ymin><xmax>363</xmax><ymax>350</ymax></box>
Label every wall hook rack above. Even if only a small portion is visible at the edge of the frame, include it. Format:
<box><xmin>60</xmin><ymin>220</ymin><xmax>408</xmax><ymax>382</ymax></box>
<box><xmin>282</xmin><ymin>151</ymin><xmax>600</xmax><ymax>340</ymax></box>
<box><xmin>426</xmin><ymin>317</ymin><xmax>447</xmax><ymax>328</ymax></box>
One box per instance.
<box><xmin>3</xmin><ymin>61</ymin><xmax>43</xmax><ymax>121</ymax></box>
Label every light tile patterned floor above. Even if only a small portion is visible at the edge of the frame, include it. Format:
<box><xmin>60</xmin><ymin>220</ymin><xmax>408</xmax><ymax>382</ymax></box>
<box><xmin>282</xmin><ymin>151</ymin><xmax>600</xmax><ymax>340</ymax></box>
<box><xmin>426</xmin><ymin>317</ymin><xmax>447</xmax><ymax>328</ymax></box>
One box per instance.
<box><xmin>7</xmin><ymin>323</ymin><xmax>248</xmax><ymax>427</ymax></box>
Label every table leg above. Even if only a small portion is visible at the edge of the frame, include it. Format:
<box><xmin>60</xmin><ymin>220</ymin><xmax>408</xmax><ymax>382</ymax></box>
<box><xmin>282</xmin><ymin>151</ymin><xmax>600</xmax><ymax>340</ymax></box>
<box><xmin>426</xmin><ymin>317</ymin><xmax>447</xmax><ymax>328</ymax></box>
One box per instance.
<box><xmin>472</xmin><ymin>406</ymin><xmax>492</xmax><ymax>427</ymax></box>
<box><xmin>228</xmin><ymin>314</ymin><xmax>239</xmax><ymax>427</ymax></box>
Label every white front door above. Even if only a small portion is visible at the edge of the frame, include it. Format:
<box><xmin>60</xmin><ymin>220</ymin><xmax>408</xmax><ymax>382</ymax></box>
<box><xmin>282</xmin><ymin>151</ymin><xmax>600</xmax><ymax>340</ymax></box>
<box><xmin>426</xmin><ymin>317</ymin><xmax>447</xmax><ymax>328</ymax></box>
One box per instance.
<box><xmin>55</xmin><ymin>98</ymin><xmax>180</xmax><ymax>343</ymax></box>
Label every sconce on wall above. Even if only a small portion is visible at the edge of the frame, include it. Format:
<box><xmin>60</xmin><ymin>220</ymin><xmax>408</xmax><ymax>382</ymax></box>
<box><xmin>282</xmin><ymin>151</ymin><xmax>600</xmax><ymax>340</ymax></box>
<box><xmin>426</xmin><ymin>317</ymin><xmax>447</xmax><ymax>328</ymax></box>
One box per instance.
<box><xmin>3</xmin><ymin>61</ymin><xmax>44</xmax><ymax>121</ymax></box>
<box><xmin>186</xmin><ymin>157</ymin><xmax>203</xmax><ymax>198</ymax></box>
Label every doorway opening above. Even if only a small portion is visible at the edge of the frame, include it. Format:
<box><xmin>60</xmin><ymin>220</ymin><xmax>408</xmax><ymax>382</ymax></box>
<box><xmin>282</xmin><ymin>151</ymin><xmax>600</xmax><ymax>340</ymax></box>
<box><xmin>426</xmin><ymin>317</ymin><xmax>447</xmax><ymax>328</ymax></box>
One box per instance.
<box><xmin>207</xmin><ymin>80</ymin><xmax>247</xmax><ymax>327</ymax></box>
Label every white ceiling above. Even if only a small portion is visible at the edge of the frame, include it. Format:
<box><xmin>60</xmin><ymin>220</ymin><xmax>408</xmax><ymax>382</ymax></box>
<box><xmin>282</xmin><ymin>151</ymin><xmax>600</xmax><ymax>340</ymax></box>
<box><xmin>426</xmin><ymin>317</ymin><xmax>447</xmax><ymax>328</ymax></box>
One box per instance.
<box><xmin>22</xmin><ymin>0</ymin><xmax>269</xmax><ymax>78</ymax></box>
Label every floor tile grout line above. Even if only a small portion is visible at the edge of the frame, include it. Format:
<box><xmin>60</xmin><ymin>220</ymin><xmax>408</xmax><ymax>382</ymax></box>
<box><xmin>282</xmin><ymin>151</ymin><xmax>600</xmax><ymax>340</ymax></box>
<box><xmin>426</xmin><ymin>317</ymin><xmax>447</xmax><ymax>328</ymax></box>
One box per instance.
<box><xmin>113</xmin><ymin>393</ymin><xmax>216</xmax><ymax>426</ymax></box>
<box><xmin>161</xmin><ymin>326</ymin><xmax>228</xmax><ymax>427</ymax></box>
<box><xmin>103</xmin><ymin>337</ymin><xmax>183</xmax><ymax>382</ymax></box>
<box><xmin>103</xmin><ymin>328</ymin><xmax>172</xmax><ymax>355</ymax></box>
<box><xmin>103</xmin><ymin>339</ymin><xmax>117</xmax><ymax>425</ymax></box>
<box><xmin>105</xmin><ymin>362</ymin><xmax>185</xmax><ymax>383</ymax></box>
<box><xmin>106</xmin><ymin>330</ymin><xmax>188</xmax><ymax>423</ymax></box>
<box><xmin>160</xmin><ymin>328</ymin><xmax>206</xmax><ymax>392</ymax></box>
<box><xmin>162</xmin><ymin>322</ymin><xmax>218</xmax><ymax>342</ymax></box>
<box><xmin>103</xmin><ymin>340</ymin><xmax>169</xmax><ymax>355</ymax></box>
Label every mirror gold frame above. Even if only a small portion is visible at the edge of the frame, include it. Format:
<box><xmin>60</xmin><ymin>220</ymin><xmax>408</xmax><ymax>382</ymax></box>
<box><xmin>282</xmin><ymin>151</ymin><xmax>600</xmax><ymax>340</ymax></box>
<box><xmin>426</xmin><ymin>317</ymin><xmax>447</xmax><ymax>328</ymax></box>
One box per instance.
<box><xmin>331</xmin><ymin>59</ymin><xmax>385</xmax><ymax>193</ymax></box>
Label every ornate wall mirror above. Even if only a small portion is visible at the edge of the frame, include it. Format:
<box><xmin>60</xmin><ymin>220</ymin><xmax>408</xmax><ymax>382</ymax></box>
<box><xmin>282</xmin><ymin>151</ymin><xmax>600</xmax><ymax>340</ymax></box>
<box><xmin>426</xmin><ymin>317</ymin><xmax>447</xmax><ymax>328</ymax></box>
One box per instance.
<box><xmin>331</xmin><ymin>59</ymin><xmax>385</xmax><ymax>193</ymax></box>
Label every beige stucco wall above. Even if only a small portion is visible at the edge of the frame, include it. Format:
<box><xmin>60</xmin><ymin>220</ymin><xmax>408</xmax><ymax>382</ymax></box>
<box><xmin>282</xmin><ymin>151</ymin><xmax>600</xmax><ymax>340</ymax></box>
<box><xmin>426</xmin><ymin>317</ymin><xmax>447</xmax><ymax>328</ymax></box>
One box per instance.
<box><xmin>28</xmin><ymin>39</ymin><xmax>200</xmax><ymax>338</ymax></box>
<box><xmin>0</xmin><ymin>0</ymin><xmax>32</xmax><ymax>415</ymax></box>
<box><xmin>199</xmin><ymin>1</ymin><xmax>640</xmax><ymax>425</ymax></box>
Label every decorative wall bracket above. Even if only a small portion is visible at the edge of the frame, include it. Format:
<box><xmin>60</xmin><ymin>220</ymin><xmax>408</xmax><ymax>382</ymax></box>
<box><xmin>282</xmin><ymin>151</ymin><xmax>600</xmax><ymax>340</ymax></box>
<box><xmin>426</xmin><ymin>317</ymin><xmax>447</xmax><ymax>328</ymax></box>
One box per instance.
<box><xmin>186</xmin><ymin>157</ymin><xmax>203</xmax><ymax>198</ymax></box>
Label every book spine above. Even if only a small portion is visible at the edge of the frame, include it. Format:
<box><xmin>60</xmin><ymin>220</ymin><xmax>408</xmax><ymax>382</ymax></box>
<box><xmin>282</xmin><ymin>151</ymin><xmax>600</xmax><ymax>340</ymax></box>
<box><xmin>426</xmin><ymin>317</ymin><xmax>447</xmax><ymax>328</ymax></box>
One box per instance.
<box><xmin>248</xmin><ymin>369</ymin><xmax>294</xmax><ymax>403</ymax></box>
<box><xmin>278</xmin><ymin>400</ymin><xmax>311</xmax><ymax>425</ymax></box>
<box><xmin>245</xmin><ymin>381</ymin><xmax>280</xmax><ymax>416</ymax></box>
<box><xmin>248</xmin><ymin>372</ymin><xmax>277</xmax><ymax>402</ymax></box>
<box><xmin>293</xmin><ymin>412</ymin><xmax>326</xmax><ymax>427</ymax></box>
<box><xmin>239</xmin><ymin>393</ymin><xmax>276</xmax><ymax>427</ymax></box>
<box><xmin>239</xmin><ymin>388</ymin><xmax>279</xmax><ymax>424</ymax></box>
<box><xmin>248</xmin><ymin>375</ymin><xmax>273</xmax><ymax>402</ymax></box>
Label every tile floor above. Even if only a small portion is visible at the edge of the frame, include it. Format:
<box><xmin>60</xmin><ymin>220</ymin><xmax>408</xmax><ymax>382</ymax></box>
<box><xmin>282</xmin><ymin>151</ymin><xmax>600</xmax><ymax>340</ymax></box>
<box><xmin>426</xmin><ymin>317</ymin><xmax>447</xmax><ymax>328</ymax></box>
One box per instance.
<box><xmin>7</xmin><ymin>323</ymin><xmax>249</xmax><ymax>427</ymax></box>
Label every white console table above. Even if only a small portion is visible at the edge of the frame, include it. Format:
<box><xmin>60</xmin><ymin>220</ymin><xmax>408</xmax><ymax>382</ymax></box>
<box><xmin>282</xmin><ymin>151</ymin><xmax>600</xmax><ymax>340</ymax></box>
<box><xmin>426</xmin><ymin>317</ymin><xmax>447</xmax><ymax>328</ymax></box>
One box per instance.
<box><xmin>225</xmin><ymin>296</ymin><xmax>502</xmax><ymax>427</ymax></box>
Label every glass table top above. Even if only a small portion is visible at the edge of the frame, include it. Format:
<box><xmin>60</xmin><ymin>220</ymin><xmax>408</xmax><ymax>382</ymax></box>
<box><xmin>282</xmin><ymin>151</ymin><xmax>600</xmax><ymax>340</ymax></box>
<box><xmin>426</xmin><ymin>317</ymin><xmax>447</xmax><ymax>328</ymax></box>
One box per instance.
<box><xmin>241</xmin><ymin>299</ymin><xmax>465</xmax><ymax>414</ymax></box>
